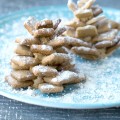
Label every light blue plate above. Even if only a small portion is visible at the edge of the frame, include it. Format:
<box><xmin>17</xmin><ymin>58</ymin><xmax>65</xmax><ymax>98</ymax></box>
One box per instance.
<box><xmin>0</xmin><ymin>6</ymin><xmax>120</xmax><ymax>109</ymax></box>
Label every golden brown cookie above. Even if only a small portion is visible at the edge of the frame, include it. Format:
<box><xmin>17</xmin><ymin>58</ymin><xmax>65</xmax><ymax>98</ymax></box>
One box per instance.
<box><xmin>91</xmin><ymin>5</ymin><xmax>103</xmax><ymax>17</ymax></box>
<box><xmin>38</xmin><ymin>83</ymin><xmax>64</xmax><ymax>93</ymax></box>
<box><xmin>94</xmin><ymin>38</ymin><xmax>118</xmax><ymax>49</ymax></box>
<box><xmin>74</xmin><ymin>9</ymin><xmax>93</xmax><ymax>19</ymax></box>
<box><xmin>41</xmin><ymin>53</ymin><xmax>71</xmax><ymax>66</ymax></box>
<box><xmin>15</xmin><ymin>36</ymin><xmax>40</xmax><ymax>46</ymax></box>
<box><xmin>15</xmin><ymin>45</ymin><xmax>33</xmax><ymax>56</ymax></box>
<box><xmin>5</xmin><ymin>76</ymin><xmax>33</xmax><ymax>88</ymax></box>
<box><xmin>31</xmin><ymin>45</ymin><xmax>54</xmax><ymax>55</ymax></box>
<box><xmin>63</xmin><ymin>27</ymin><xmax>76</xmax><ymax>37</ymax></box>
<box><xmin>76</xmin><ymin>25</ymin><xmax>98</xmax><ymax>38</ymax></box>
<box><xmin>53</xmin><ymin>19</ymin><xmax>61</xmax><ymax>30</ymax></box>
<box><xmin>97</xmin><ymin>23</ymin><xmax>111</xmax><ymax>34</ymax></box>
<box><xmin>24</xmin><ymin>16</ymin><xmax>38</xmax><ymax>35</ymax></box>
<box><xmin>33</xmin><ymin>76</ymin><xmax>44</xmax><ymax>89</ymax></box>
<box><xmin>67</xmin><ymin>0</ymin><xmax>77</xmax><ymax>12</ymax></box>
<box><xmin>109</xmin><ymin>19</ymin><xmax>120</xmax><ymax>29</ymax></box>
<box><xmin>66</xmin><ymin>18</ymin><xmax>85</xmax><ymax>28</ymax></box>
<box><xmin>106</xmin><ymin>37</ymin><xmax>120</xmax><ymax>54</ymax></box>
<box><xmin>55</xmin><ymin>27</ymin><xmax>66</xmax><ymax>37</ymax></box>
<box><xmin>48</xmin><ymin>36</ymin><xmax>91</xmax><ymax>48</ymax></box>
<box><xmin>11</xmin><ymin>70</ymin><xmax>36</xmax><ymax>82</ymax></box>
<box><xmin>11</xmin><ymin>55</ymin><xmax>39</xmax><ymax>68</ymax></box>
<box><xmin>11</xmin><ymin>62</ymin><xmax>29</xmax><ymax>70</ymax></box>
<box><xmin>72</xmin><ymin>46</ymin><xmax>106</xmax><ymax>60</ymax></box>
<box><xmin>40</xmin><ymin>37</ymin><xmax>50</xmax><ymax>44</ymax></box>
<box><xmin>35</xmin><ymin>19</ymin><xmax>53</xmax><ymax>29</ymax></box>
<box><xmin>44</xmin><ymin>71</ymin><xmax>85</xmax><ymax>85</ymax></box>
<box><xmin>33</xmin><ymin>28</ymin><xmax>55</xmax><ymax>37</ymax></box>
<box><xmin>83</xmin><ymin>37</ymin><xmax>92</xmax><ymax>42</ymax></box>
<box><xmin>92</xmin><ymin>29</ymin><xmax>118</xmax><ymax>43</ymax></box>
<box><xmin>57</xmin><ymin>62</ymin><xmax>75</xmax><ymax>71</ymax></box>
<box><xmin>55</xmin><ymin>46</ymin><xmax>69</xmax><ymax>54</ymax></box>
<box><xmin>80</xmin><ymin>0</ymin><xmax>95</xmax><ymax>10</ymax></box>
<box><xmin>71</xmin><ymin>46</ymin><xmax>99</xmax><ymax>55</ymax></box>
<box><xmin>33</xmin><ymin>53</ymin><xmax>44</xmax><ymax>61</ymax></box>
<box><xmin>32</xmin><ymin>65</ymin><xmax>58</xmax><ymax>77</ymax></box>
<box><xmin>93</xmin><ymin>18</ymin><xmax>108</xmax><ymax>28</ymax></box>
<box><xmin>86</xmin><ymin>15</ymin><xmax>105</xmax><ymax>25</ymax></box>
<box><xmin>77</xmin><ymin>0</ymin><xmax>88</xmax><ymax>8</ymax></box>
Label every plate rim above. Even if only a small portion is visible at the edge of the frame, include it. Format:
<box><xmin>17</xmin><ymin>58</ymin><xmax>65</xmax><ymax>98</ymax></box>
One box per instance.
<box><xmin>0</xmin><ymin>90</ymin><xmax>120</xmax><ymax>109</ymax></box>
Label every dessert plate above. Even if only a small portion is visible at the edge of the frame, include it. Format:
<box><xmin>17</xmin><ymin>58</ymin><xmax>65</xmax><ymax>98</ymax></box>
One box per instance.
<box><xmin>0</xmin><ymin>6</ymin><xmax>120</xmax><ymax>109</ymax></box>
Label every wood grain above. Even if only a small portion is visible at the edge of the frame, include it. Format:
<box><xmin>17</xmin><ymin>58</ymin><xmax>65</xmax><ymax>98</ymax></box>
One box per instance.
<box><xmin>1</xmin><ymin>95</ymin><xmax>120</xmax><ymax>120</ymax></box>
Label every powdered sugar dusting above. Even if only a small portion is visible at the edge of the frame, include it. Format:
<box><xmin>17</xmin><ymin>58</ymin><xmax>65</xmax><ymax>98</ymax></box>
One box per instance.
<box><xmin>0</xmin><ymin>7</ymin><xmax>120</xmax><ymax>107</ymax></box>
<box><xmin>40</xmin><ymin>84</ymin><xmax>56</xmax><ymax>90</ymax></box>
<box><xmin>41</xmin><ymin>45</ymin><xmax>53</xmax><ymax>51</ymax></box>
<box><xmin>52</xmin><ymin>71</ymin><xmax>78</xmax><ymax>83</ymax></box>
<box><xmin>33</xmin><ymin>65</ymin><xmax>57</xmax><ymax>73</ymax></box>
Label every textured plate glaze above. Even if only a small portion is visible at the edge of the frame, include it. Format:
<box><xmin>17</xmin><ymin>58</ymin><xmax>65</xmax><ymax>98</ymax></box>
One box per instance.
<box><xmin>0</xmin><ymin>6</ymin><xmax>120</xmax><ymax>109</ymax></box>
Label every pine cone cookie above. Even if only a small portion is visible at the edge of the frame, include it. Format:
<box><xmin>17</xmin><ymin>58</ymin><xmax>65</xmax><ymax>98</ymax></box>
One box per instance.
<box><xmin>5</xmin><ymin>17</ymin><xmax>86</xmax><ymax>93</ymax></box>
<box><xmin>64</xmin><ymin>0</ymin><xmax>120</xmax><ymax>60</ymax></box>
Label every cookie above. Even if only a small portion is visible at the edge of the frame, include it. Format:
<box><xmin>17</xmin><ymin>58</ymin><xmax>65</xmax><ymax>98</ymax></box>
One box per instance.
<box><xmin>31</xmin><ymin>45</ymin><xmax>54</xmax><ymax>55</ymax></box>
<box><xmin>57</xmin><ymin>62</ymin><xmax>75</xmax><ymax>71</ymax></box>
<box><xmin>32</xmin><ymin>65</ymin><xmax>58</xmax><ymax>77</ymax></box>
<box><xmin>78</xmin><ymin>53</ymin><xmax>99</xmax><ymax>60</ymax></box>
<box><xmin>24</xmin><ymin>16</ymin><xmax>38</xmax><ymax>35</ymax></box>
<box><xmin>11</xmin><ymin>55</ymin><xmax>39</xmax><ymax>68</ymax></box>
<box><xmin>33</xmin><ymin>28</ymin><xmax>55</xmax><ymax>37</ymax></box>
<box><xmin>41</xmin><ymin>53</ymin><xmax>71</xmax><ymax>66</ymax></box>
<box><xmin>63</xmin><ymin>27</ymin><xmax>76</xmax><ymax>37</ymax></box>
<box><xmin>15</xmin><ymin>36</ymin><xmax>41</xmax><ymax>46</ymax></box>
<box><xmin>81</xmin><ymin>0</ymin><xmax>95</xmax><ymax>10</ymax></box>
<box><xmin>5</xmin><ymin>76</ymin><xmax>33</xmax><ymax>88</ymax></box>
<box><xmin>92</xmin><ymin>29</ymin><xmax>118</xmax><ymax>43</ymax></box>
<box><xmin>33</xmin><ymin>76</ymin><xmax>44</xmax><ymax>89</ymax></box>
<box><xmin>53</xmin><ymin>19</ymin><xmax>61</xmax><ymax>30</ymax></box>
<box><xmin>11</xmin><ymin>70</ymin><xmax>36</xmax><ymax>82</ymax></box>
<box><xmin>94</xmin><ymin>39</ymin><xmax>118</xmax><ymax>49</ymax></box>
<box><xmin>40</xmin><ymin>37</ymin><xmax>50</xmax><ymax>44</ymax></box>
<box><xmin>77</xmin><ymin>0</ymin><xmax>88</xmax><ymax>8</ymax></box>
<box><xmin>76</xmin><ymin>25</ymin><xmax>98</xmax><ymax>38</ymax></box>
<box><xmin>74</xmin><ymin>9</ymin><xmax>93</xmax><ymax>19</ymax></box>
<box><xmin>64</xmin><ymin>36</ymin><xmax>92</xmax><ymax>47</ymax></box>
<box><xmin>33</xmin><ymin>53</ymin><xmax>44</xmax><ymax>61</ymax></box>
<box><xmin>86</xmin><ymin>15</ymin><xmax>105</xmax><ymax>25</ymax></box>
<box><xmin>94</xmin><ymin>18</ymin><xmax>108</xmax><ymax>28</ymax></box>
<box><xmin>109</xmin><ymin>19</ymin><xmax>120</xmax><ymax>29</ymax></box>
<box><xmin>106</xmin><ymin>37</ymin><xmax>120</xmax><ymax>54</ymax></box>
<box><xmin>11</xmin><ymin>62</ymin><xmax>29</xmax><ymax>70</ymax></box>
<box><xmin>48</xmin><ymin>36</ymin><xmax>91</xmax><ymax>48</ymax></box>
<box><xmin>91</xmin><ymin>5</ymin><xmax>103</xmax><ymax>17</ymax></box>
<box><xmin>44</xmin><ymin>71</ymin><xmax>85</xmax><ymax>85</ymax></box>
<box><xmin>55</xmin><ymin>27</ymin><xmax>66</xmax><ymax>37</ymax></box>
<box><xmin>55</xmin><ymin>46</ymin><xmax>69</xmax><ymax>54</ymax></box>
<box><xmin>66</xmin><ymin>18</ymin><xmax>85</xmax><ymax>28</ymax></box>
<box><xmin>71</xmin><ymin>46</ymin><xmax>99</xmax><ymax>55</ymax></box>
<box><xmin>35</xmin><ymin>19</ymin><xmax>53</xmax><ymax>29</ymax></box>
<box><xmin>15</xmin><ymin>45</ymin><xmax>33</xmax><ymax>56</ymax></box>
<box><xmin>83</xmin><ymin>37</ymin><xmax>92</xmax><ymax>42</ymax></box>
<box><xmin>38</xmin><ymin>83</ymin><xmax>64</xmax><ymax>93</ymax></box>
<box><xmin>72</xmin><ymin>46</ymin><xmax>106</xmax><ymax>59</ymax></box>
<box><xmin>97</xmin><ymin>23</ymin><xmax>111</xmax><ymax>34</ymax></box>
<box><xmin>67</xmin><ymin>0</ymin><xmax>77</xmax><ymax>12</ymax></box>
<box><xmin>48</xmin><ymin>37</ymin><xmax>65</xmax><ymax>48</ymax></box>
